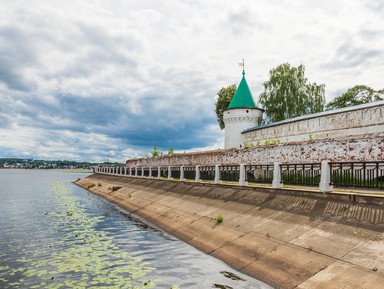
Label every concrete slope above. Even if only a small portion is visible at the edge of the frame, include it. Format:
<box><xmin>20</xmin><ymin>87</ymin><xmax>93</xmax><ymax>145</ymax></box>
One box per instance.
<box><xmin>76</xmin><ymin>174</ymin><xmax>384</xmax><ymax>289</ymax></box>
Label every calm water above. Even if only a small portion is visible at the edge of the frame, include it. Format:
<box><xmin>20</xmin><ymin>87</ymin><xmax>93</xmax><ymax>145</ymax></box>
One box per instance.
<box><xmin>0</xmin><ymin>170</ymin><xmax>271</xmax><ymax>289</ymax></box>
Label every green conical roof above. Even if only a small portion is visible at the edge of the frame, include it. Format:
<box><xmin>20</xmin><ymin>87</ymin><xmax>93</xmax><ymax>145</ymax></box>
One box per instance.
<box><xmin>228</xmin><ymin>70</ymin><xmax>257</xmax><ymax>109</ymax></box>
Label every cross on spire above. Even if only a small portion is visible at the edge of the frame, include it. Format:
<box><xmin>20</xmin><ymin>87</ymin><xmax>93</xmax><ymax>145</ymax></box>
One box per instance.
<box><xmin>239</xmin><ymin>59</ymin><xmax>245</xmax><ymax>75</ymax></box>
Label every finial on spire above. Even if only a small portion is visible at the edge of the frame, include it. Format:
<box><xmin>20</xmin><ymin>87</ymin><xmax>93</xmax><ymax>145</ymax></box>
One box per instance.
<box><xmin>239</xmin><ymin>59</ymin><xmax>245</xmax><ymax>76</ymax></box>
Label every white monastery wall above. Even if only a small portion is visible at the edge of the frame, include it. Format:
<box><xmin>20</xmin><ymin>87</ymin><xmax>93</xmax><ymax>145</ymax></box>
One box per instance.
<box><xmin>126</xmin><ymin>133</ymin><xmax>384</xmax><ymax>167</ymax></box>
<box><xmin>126</xmin><ymin>101</ymin><xmax>384</xmax><ymax>168</ymax></box>
<box><xmin>243</xmin><ymin>101</ymin><xmax>384</xmax><ymax>145</ymax></box>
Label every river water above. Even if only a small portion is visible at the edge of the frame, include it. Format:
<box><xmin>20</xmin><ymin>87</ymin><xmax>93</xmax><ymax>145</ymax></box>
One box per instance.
<box><xmin>0</xmin><ymin>170</ymin><xmax>271</xmax><ymax>289</ymax></box>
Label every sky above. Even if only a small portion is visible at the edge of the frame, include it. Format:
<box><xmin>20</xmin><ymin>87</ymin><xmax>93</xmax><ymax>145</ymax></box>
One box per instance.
<box><xmin>1</xmin><ymin>0</ymin><xmax>383</xmax><ymax>162</ymax></box>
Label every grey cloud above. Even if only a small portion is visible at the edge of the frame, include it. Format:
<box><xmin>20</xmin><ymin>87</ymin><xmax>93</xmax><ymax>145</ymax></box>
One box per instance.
<box><xmin>325</xmin><ymin>43</ymin><xmax>382</xmax><ymax>69</ymax></box>
<box><xmin>359</xmin><ymin>29</ymin><xmax>383</xmax><ymax>40</ymax></box>
<box><xmin>76</xmin><ymin>22</ymin><xmax>141</xmax><ymax>66</ymax></box>
<box><xmin>225</xmin><ymin>8</ymin><xmax>270</xmax><ymax>36</ymax></box>
<box><xmin>0</xmin><ymin>26</ymin><xmax>38</xmax><ymax>91</ymax></box>
<box><xmin>366</xmin><ymin>2</ymin><xmax>384</xmax><ymax>13</ymax></box>
<box><xmin>47</xmin><ymin>23</ymin><xmax>142</xmax><ymax>85</ymax></box>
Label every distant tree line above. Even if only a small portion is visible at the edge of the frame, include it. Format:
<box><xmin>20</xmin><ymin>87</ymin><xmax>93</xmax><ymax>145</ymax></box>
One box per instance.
<box><xmin>0</xmin><ymin>158</ymin><xmax>121</xmax><ymax>169</ymax></box>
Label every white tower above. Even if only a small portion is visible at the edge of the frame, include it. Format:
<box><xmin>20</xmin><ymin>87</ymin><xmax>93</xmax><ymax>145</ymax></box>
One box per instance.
<box><xmin>223</xmin><ymin>69</ymin><xmax>264</xmax><ymax>149</ymax></box>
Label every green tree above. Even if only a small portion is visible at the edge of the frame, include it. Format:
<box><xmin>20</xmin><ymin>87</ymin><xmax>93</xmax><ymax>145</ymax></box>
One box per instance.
<box><xmin>259</xmin><ymin>63</ymin><xmax>325</xmax><ymax>123</ymax></box>
<box><xmin>151</xmin><ymin>145</ymin><xmax>159</xmax><ymax>157</ymax></box>
<box><xmin>215</xmin><ymin>84</ymin><xmax>237</xmax><ymax>129</ymax></box>
<box><xmin>326</xmin><ymin>85</ymin><xmax>383</xmax><ymax>110</ymax></box>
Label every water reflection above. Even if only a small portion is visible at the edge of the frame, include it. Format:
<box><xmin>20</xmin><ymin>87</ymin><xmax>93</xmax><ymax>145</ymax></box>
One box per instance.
<box><xmin>0</xmin><ymin>170</ymin><xmax>271</xmax><ymax>288</ymax></box>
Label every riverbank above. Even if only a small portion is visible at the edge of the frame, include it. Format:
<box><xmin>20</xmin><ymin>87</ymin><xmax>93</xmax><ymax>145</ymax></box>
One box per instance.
<box><xmin>76</xmin><ymin>174</ymin><xmax>384</xmax><ymax>289</ymax></box>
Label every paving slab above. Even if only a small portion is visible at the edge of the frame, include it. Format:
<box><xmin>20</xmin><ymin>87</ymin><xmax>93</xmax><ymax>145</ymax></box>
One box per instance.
<box><xmin>296</xmin><ymin>260</ymin><xmax>384</xmax><ymax>289</ymax></box>
<box><xmin>291</xmin><ymin>221</ymin><xmax>377</xmax><ymax>258</ymax></box>
<box><xmin>241</xmin><ymin>243</ymin><xmax>334</xmax><ymax>289</ymax></box>
<box><xmin>342</xmin><ymin>233</ymin><xmax>384</xmax><ymax>274</ymax></box>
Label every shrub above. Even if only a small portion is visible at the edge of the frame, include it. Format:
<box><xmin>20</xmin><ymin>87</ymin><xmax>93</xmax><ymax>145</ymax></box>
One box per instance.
<box><xmin>87</xmin><ymin>184</ymin><xmax>95</xmax><ymax>189</ymax></box>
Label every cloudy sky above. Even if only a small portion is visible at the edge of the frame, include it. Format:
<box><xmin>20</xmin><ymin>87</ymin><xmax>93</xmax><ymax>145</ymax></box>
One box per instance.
<box><xmin>1</xmin><ymin>0</ymin><xmax>383</xmax><ymax>162</ymax></box>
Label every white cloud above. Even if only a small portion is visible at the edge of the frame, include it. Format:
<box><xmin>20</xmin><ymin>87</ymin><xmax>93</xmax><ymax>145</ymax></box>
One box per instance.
<box><xmin>0</xmin><ymin>0</ymin><xmax>383</xmax><ymax>161</ymax></box>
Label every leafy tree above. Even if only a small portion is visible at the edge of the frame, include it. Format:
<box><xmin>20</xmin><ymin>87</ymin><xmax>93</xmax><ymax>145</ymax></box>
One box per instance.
<box><xmin>259</xmin><ymin>63</ymin><xmax>325</xmax><ymax>123</ymax></box>
<box><xmin>168</xmin><ymin>147</ymin><xmax>174</xmax><ymax>155</ymax></box>
<box><xmin>215</xmin><ymin>84</ymin><xmax>237</xmax><ymax>129</ymax></box>
<box><xmin>151</xmin><ymin>145</ymin><xmax>159</xmax><ymax>157</ymax></box>
<box><xmin>326</xmin><ymin>85</ymin><xmax>383</xmax><ymax>110</ymax></box>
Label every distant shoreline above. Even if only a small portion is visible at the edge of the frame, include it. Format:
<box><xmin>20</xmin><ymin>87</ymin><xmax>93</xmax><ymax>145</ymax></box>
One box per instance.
<box><xmin>0</xmin><ymin>168</ymin><xmax>93</xmax><ymax>173</ymax></box>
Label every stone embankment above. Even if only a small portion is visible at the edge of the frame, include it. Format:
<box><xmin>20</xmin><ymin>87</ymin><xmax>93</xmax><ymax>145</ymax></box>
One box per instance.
<box><xmin>76</xmin><ymin>174</ymin><xmax>384</xmax><ymax>289</ymax></box>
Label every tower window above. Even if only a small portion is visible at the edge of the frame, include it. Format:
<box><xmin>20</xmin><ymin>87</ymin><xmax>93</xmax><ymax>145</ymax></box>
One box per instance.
<box><xmin>246</xmin><ymin>110</ymin><xmax>249</xmax><ymax>113</ymax></box>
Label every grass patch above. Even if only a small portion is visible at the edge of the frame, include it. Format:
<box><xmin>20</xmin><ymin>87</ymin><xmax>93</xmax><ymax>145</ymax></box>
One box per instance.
<box><xmin>86</xmin><ymin>183</ymin><xmax>95</xmax><ymax>189</ymax></box>
<box><xmin>216</xmin><ymin>214</ymin><xmax>224</xmax><ymax>223</ymax></box>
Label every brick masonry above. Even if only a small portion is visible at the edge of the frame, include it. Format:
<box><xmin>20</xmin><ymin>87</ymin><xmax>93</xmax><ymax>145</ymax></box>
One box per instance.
<box><xmin>126</xmin><ymin>133</ymin><xmax>384</xmax><ymax>167</ymax></box>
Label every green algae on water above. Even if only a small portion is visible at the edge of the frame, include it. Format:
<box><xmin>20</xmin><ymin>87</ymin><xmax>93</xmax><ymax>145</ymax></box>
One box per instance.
<box><xmin>1</xmin><ymin>181</ymin><xmax>156</xmax><ymax>289</ymax></box>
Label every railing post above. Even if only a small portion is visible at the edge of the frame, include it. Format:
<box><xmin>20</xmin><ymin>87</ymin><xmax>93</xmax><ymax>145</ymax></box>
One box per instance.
<box><xmin>319</xmin><ymin>160</ymin><xmax>334</xmax><ymax>193</ymax></box>
<box><xmin>239</xmin><ymin>164</ymin><xmax>247</xmax><ymax>186</ymax></box>
<box><xmin>180</xmin><ymin>166</ymin><xmax>185</xmax><ymax>181</ymax></box>
<box><xmin>158</xmin><ymin>166</ymin><xmax>161</xmax><ymax>178</ymax></box>
<box><xmin>168</xmin><ymin>166</ymin><xmax>172</xmax><ymax>180</ymax></box>
<box><xmin>214</xmin><ymin>164</ymin><xmax>221</xmax><ymax>184</ymax></box>
<box><xmin>195</xmin><ymin>165</ymin><xmax>201</xmax><ymax>182</ymax></box>
<box><xmin>272</xmin><ymin>162</ymin><xmax>283</xmax><ymax>189</ymax></box>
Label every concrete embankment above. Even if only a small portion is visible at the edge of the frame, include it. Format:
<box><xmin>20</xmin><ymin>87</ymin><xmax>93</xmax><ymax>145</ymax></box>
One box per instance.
<box><xmin>76</xmin><ymin>174</ymin><xmax>384</xmax><ymax>289</ymax></box>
